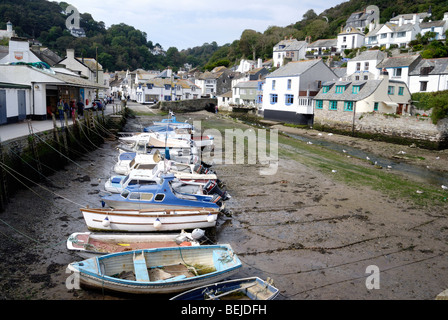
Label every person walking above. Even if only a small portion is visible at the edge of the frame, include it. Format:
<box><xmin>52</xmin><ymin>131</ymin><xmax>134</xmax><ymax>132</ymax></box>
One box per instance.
<box><xmin>77</xmin><ymin>100</ymin><xmax>84</xmax><ymax>119</ymax></box>
<box><xmin>57</xmin><ymin>99</ymin><xmax>65</xmax><ymax>127</ymax></box>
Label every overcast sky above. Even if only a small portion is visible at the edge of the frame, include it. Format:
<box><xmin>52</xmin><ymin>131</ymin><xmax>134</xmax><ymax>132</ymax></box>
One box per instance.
<box><xmin>65</xmin><ymin>0</ymin><xmax>344</xmax><ymax>50</ymax></box>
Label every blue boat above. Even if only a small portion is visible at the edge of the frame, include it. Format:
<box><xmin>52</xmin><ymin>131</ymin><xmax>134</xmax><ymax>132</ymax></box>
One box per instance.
<box><xmin>101</xmin><ymin>174</ymin><xmax>223</xmax><ymax>210</ymax></box>
<box><xmin>170</xmin><ymin>277</ymin><xmax>280</xmax><ymax>300</ymax></box>
<box><xmin>67</xmin><ymin>244</ymin><xmax>242</xmax><ymax>294</ymax></box>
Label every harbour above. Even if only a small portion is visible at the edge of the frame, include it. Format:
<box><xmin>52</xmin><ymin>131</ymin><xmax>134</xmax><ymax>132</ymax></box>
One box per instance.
<box><xmin>0</xmin><ymin>103</ymin><xmax>447</xmax><ymax>300</ymax></box>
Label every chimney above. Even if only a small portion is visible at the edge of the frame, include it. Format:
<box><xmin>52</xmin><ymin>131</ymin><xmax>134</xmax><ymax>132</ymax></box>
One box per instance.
<box><xmin>6</xmin><ymin>21</ymin><xmax>12</xmax><ymax>33</ymax></box>
<box><xmin>257</xmin><ymin>58</ymin><xmax>262</xmax><ymax>68</ymax></box>
<box><xmin>380</xmin><ymin>68</ymin><xmax>389</xmax><ymax>80</ymax></box>
<box><xmin>67</xmin><ymin>48</ymin><xmax>75</xmax><ymax>60</ymax></box>
<box><xmin>166</xmin><ymin>67</ymin><xmax>172</xmax><ymax>78</ymax></box>
<box><xmin>398</xmin><ymin>16</ymin><xmax>403</xmax><ymax>26</ymax></box>
<box><xmin>413</xmin><ymin>14</ymin><xmax>418</xmax><ymax>24</ymax></box>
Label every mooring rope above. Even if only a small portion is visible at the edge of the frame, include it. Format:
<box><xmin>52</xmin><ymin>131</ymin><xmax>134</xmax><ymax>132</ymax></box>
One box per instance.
<box><xmin>77</xmin><ymin>120</ymin><xmax>106</xmax><ymax>150</ymax></box>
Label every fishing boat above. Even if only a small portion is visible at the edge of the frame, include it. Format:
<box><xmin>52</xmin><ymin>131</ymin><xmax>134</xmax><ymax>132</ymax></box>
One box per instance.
<box><xmin>67</xmin><ymin>229</ymin><xmax>204</xmax><ymax>258</ymax></box>
<box><xmin>80</xmin><ymin>207</ymin><xmax>219</xmax><ymax>232</ymax></box>
<box><xmin>67</xmin><ymin>244</ymin><xmax>242</xmax><ymax>294</ymax></box>
<box><xmin>101</xmin><ymin>174</ymin><xmax>224</xmax><ymax>210</ymax></box>
<box><xmin>169</xmin><ymin>277</ymin><xmax>279</xmax><ymax>300</ymax></box>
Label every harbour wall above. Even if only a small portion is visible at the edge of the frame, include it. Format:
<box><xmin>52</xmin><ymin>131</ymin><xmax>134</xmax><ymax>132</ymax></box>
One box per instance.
<box><xmin>156</xmin><ymin>98</ymin><xmax>218</xmax><ymax>113</ymax></box>
<box><xmin>0</xmin><ymin>109</ymin><xmax>127</xmax><ymax>212</ymax></box>
<box><xmin>313</xmin><ymin>110</ymin><xmax>448</xmax><ymax>150</ymax></box>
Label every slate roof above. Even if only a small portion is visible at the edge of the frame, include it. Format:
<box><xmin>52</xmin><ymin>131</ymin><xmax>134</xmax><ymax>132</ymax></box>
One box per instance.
<box><xmin>274</xmin><ymin>39</ymin><xmax>307</xmax><ymax>52</ymax></box>
<box><xmin>266</xmin><ymin>59</ymin><xmax>322</xmax><ymax>78</ymax></box>
<box><xmin>377</xmin><ymin>54</ymin><xmax>422</xmax><ymax>69</ymax></box>
<box><xmin>409</xmin><ymin>58</ymin><xmax>448</xmax><ymax>75</ymax></box>
<box><xmin>314</xmin><ymin>79</ymin><xmax>383</xmax><ymax>102</ymax></box>
<box><xmin>308</xmin><ymin>38</ymin><xmax>337</xmax><ymax>48</ymax></box>
<box><xmin>234</xmin><ymin>81</ymin><xmax>259</xmax><ymax>88</ymax></box>
<box><xmin>349</xmin><ymin>50</ymin><xmax>386</xmax><ymax>62</ymax></box>
<box><xmin>420</xmin><ymin>20</ymin><xmax>446</xmax><ymax>29</ymax></box>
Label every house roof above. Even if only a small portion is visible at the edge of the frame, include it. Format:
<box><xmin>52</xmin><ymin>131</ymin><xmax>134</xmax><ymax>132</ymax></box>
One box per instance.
<box><xmin>338</xmin><ymin>27</ymin><xmax>365</xmax><ymax>35</ymax></box>
<box><xmin>234</xmin><ymin>81</ymin><xmax>259</xmax><ymax>88</ymax></box>
<box><xmin>332</xmin><ymin>67</ymin><xmax>347</xmax><ymax>78</ymax></box>
<box><xmin>349</xmin><ymin>50</ymin><xmax>386</xmax><ymax>62</ymax></box>
<box><xmin>377</xmin><ymin>54</ymin><xmax>422</xmax><ymax>69</ymax></box>
<box><xmin>314</xmin><ymin>79</ymin><xmax>383</xmax><ymax>101</ymax></box>
<box><xmin>390</xmin><ymin>12</ymin><xmax>430</xmax><ymax>22</ymax></box>
<box><xmin>420</xmin><ymin>20</ymin><xmax>446</xmax><ymax>29</ymax></box>
<box><xmin>266</xmin><ymin>59</ymin><xmax>322</xmax><ymax>78</ymax></box>
<box><xmin>409</xmin><ymin>58</ymin><xmax>448</xmax><ymax>75</ymax></box>
<box><xmin>309</xmin><ymin>39</ymin><xmax>337</xmax><ymax>48</ymax></box>
<box><xmin>274</xmin><ymin>39</ymin><xmax>307</xmax><ymax>52</ymax></box>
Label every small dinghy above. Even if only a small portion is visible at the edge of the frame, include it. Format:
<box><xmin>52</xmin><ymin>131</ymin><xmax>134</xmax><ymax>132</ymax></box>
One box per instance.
<box><xmin>170</xmin><ymin>277</ymin><xmax>279</xmax><ymax>300</ymax></box>
<box><xmin>67</xmin><ymin>244</ymin><xmax>242</xmax><ymax>295</ymax></box>
<box><xmin>67</xmin><ymin>229</ymin><xmax>204</xmax><ymax>258</ymax></box>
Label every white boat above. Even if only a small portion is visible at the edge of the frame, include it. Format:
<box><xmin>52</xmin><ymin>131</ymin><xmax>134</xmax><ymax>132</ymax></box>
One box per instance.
<box><xmin>67</xmin><ymin>244</ymin><xmax>242</xmax><ymax>294</ymax></box>
<box><xmin>67</xmin><ymin>230</ymin><xmax>203</xmax><ymax>258</ymax></box>
<box><xmin>80</xmin><ymin>207</ymin><xmax>219</xmax><ymax>232</ymax></box>
<box><xmin>170</xmin><ymin>277</ymin><xmax>280</xmax><ymax>300</ymax></box>
<box><xmin>113</xmin><ymin>153</ymin><xmax>158</xmax><ymax>175</ymax></box>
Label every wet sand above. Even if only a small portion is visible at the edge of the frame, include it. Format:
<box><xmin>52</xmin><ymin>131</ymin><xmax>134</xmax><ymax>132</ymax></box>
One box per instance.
<box><xmin>0</xmin><ymin>107</ymin><xmax>447</xmax><ymax>300</ymax></box>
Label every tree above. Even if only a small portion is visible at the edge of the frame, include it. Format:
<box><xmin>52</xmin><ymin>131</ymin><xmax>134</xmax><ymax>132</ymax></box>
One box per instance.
<box><xmin>302</xmin><ymin>9</ymin><xmax>317</xmax><ymax>20</ymax></box>
<box><xmin>240</xmin><ymin>29</ymin><xmax>262</xmax><ymax>60</ymax></box>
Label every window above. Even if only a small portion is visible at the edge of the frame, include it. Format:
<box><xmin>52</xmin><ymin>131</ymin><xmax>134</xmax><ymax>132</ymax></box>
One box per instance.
<box><xmin>322</xmin><ymin>86</ymin><xmax>330</xmax><ymax>93</ymax></box>
<box><xmin>397</xmin><ymin>32</ymin><xmax>406</xmax><ymax>37</ymax></box>
<box><xmin>285</xmin><ymin>94</ymin><xmax>294</xmax><ymax>105</ymax></box>
<box><xmin>315</xmin><ymin>100</ymin><xmax>323</xmax><ymax>109</ymax></box>
<box><xmin>270</xmin><ymin>94</ymin><xmax>278</xmax><ymax>104</ymax></box>
<box><xmin>344</xmin><ymin>101</ymin><xmax>354</xmax><ymax>111</ymax></box>
<box><xmin>420</xmin><ymin>81</ymin><xmax>428</xmax><ymax>91</ymax></box>
<box><xmin>363</xmin><ymin>75</ymin><xmax>368</xmax><ymax>80</ymax></box>
<box><xmin>329</xmin><ymin>101</ymin><xmax>338</xmax><ymax>110</ymax></box>
<box><xmin>272</xmin><ymin>80</ymin><xmax>276</xmax><ymax>90</ymax></box>
<box><xmin>356</xmin><ymin>62</ymin><xmax>361</xmax><ymax>71</ymax></box>
<box><xmin>374</xmin><ymin>102</ymin><xmax>379</xmax><ymax>111</ymax></box>
<box><xmin>388</xmin><ymin>86</ymin><xmax>394</xmax><ymax>95</ymax></box>
<box><xmin>398</xmin><ymin>87</ymin><xmax>404</xmax><ymax>95</ymax></box>
<box><xmin>164</xmin><ymin>84</ymin><xmax>171</xmax><ymax>90</ymax></box>
<box><xmin>287</xmin><ymin>79</ymin><xmax>292</xmax><ymax>90</ymax></box>
<box><xmin>164</xmin><ymin>95</ymin><xmax>171</xmax><ymax>101</ymax></box>
<box><xmin>335</xmin><ymin>85</ymin><xmax>345</xmax><ymax>94</ymax></box>
<box><xmin>343</xmin><ymin>36</ymin><xmax>346</xmax><ymax>42</ymax></box>
<box><xmin>421</xmin><ymin>66</ymin><xmax>434</xmax><ymax>76</ymax></box>
<box><xmin>146</xmin><ymin>83</ymin><xmax>153</xmax><ymax>89</ymax></box>
<box><xmin>141</xmin><ymin>193</ymin><xmax>153</xmax><ymax>201</ymax></box>
<box><xmin>393</xmin><ymin>68</ymin><xmax>402</xmax><ymax>77</ymax></box>
<box><xmin>365</xmin><ymin>62</ymin><xmax>369</xmax><ymax>71</ymax></box>
<box><xmin>355</xmin><ymin>76</ymin><xmax>360</xmax><ymax>80</ymax></box>
<box><xmin>154</xmin><ymin>194</ymin><xmax>165</xmax><ymax>201</ymax></box>
<box><xmin>352</xmin><ymin>85</ymin><xmax>360</xmax><ymax>94</ymax></box>
<box><xmin>381</xmin><ymin>33</ymin><xmax>387</xmax><ymax>39</ymax></box>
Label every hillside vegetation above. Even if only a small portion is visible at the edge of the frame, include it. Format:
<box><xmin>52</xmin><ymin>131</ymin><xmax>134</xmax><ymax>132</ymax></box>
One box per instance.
<box><xmin>1</xmin><ymin>0</ymin><xmax>448</xmax><ymax>71</ymax></box>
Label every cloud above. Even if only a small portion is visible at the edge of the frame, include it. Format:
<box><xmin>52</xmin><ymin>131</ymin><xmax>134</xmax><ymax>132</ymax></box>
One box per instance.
<box><xmin>65</xmin><ymin>0</ymin><xmax>342</xmax><ymax>49</ymax></box>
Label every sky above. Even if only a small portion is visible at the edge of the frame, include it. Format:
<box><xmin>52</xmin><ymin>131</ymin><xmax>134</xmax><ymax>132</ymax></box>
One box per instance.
<box><xmin>65</xmin><ymin>0</ymin><xmax>344</xmax><ymax>50</ymax></box>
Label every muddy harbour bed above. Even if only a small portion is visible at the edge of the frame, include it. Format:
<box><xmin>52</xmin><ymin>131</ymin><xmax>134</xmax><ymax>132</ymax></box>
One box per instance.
<box><xmin>0</xmin><ymin>106</ymin><xmax>447</xmax><ymax>301</ymax></box>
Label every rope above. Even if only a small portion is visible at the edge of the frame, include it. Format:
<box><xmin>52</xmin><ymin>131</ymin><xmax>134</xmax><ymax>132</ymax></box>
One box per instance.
<box><xmin>77</xmin><ymin>120</ymin><xmax>106</xmax><ymax>150</ymax></box>
<box><xmin>30</xmin><ymin>130</ymin><xmax>83</xmax><ymax>169</ymax></box>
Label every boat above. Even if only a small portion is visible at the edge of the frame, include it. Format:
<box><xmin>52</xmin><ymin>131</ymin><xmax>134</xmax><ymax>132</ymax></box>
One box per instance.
<box><xmin>151</xmin><ymin>116</ymin><xmax>194</xmax><ymax>129</ymax></box>
<box><xmin>113</xmin><ymin>153</ymin><xmax>159</xmax><ymax>175</ymax></box>
<box><xmin>120</xmin><ymin>131</ymin><xmax>214</xmax><ymax>150</ymax></box>
<box><xmin>67</xmin><ymin>229</ymin><xmax>204</xmax><ymax>258</ymax></box>
<box><xmin>169</xmin><ymin>277</ymin><xmax>279</xmax><ymax>300</ymax></box>
<box><xmin>105</xmin><ymin>163</ymin><xmax>219</xmax><ymax>194</ymax></box>
<box><xmin>101</xmin><ymin>174</ymin><xmax>224</xmax><ymax>210</ymax></box>
<box><xmin>67</xmin><ymin>244</ymin><xmax>242</xmax><ymax>294</ymax></box>
<box><xmin>80</xmin><ymin>207</ymin><xmax>220</xmax><ymax>232</ymax></box>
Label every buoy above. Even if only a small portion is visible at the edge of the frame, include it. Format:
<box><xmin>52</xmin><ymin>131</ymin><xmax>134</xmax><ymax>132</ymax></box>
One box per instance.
<box><xmin>102</xmin><ymin>216</ymin><xmax>110</xmax><ymax>227</ymax></box>
<box><xmin>207</xmin><ymin>214</ymin><xmax>216</xmax><ymax>223</ymax></box>
<box><xmin>191</xmin><ymin>228</ymin><xmax>205</xmax><ymax>240</ymax></box>
<box><xmin>153</xmin><ymin>218</ymin><xmax>162</xmax><ymax>229</ymax></box>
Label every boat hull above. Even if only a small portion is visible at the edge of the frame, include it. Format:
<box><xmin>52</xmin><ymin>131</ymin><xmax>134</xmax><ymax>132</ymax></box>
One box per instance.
<box><xmin>67</xmin><ymin>245</ymin><xmax>241</xmax><ymax>294</ymax></box>
<box><xmin>81</xmin><ymin>207</ymin><xmax>219</xmax><ymax>232</ymax></box>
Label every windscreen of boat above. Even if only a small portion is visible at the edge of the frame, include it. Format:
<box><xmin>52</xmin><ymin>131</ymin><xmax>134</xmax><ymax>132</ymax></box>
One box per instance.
<box><xmin>120</xmin><ymin>189</ymin><xmax>130</xmax><ymax>199</ymax></box>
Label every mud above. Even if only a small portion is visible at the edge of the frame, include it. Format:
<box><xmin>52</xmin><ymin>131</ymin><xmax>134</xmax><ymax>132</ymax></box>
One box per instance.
<box><xmin>0</xmin><ymin>104</ymin><xmax>447</xmax><ymax>300</ymax></box>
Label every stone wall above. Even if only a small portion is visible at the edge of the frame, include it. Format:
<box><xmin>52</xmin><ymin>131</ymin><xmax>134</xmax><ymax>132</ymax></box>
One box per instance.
<box><xmin>158</xmin><ymin>98</ymin><xmax>217</xmax><ymax>113</ymax></box>
<box><xmin>314</xmin><ymin>109</ymin><xmax>448</xmax><ymax>149</ymax></box>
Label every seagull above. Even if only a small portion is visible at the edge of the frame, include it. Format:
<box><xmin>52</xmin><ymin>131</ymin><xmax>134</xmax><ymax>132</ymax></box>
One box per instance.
<box><xmin>332</xmin><ymin>170</ymin><xmax>337</xmax><ymax>173</ymax></box>
<box><xmin>436</xmin><ymin>156</ymin><xmax>440</xmax><ymax>160</ymax></box>
<box><xmin>318</xmin><ymin>133</ymin><xmax>322</xmax><ymax>136</ymax></box>
<box><xmin>307</xmin><ymin>141</ymin><xmax>313</xmax><ymax>145</ymax></box>
<box><xmin>387</xmin><ymin>165</ymin><xmax>392</xmax><ymax>169</ymax></box>
<box><xmin>342</xmin><ymin>149</ymin><xmax>347</xmax><ymax>153</ymax></box>
<box><xmin>398</xmin><ymin>151</ymin><xmax>406</xmax><ymax>154</ymax></box>
<box><xmin>416</xmin><ymin>190</ymin><xmax>424</xmax><ymax>194</ymax></box>
<box><xmin>328</xmin><ymin>133</ymin><xmax>333</xmax><ymax>136</ymax></box>
<box><xmin>442</xmin><ymin>185</ymin><xmax>448</xmax><ymax>190</ymax></box>
<box><xmin>366</xmin><ymin>156</ymin><xmax>370</xmax><ymax>161</ymax></box>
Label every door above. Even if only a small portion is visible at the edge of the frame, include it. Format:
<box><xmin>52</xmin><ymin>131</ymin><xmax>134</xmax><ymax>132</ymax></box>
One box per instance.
<box><xmin>396</xmin><ymin>104</ymin><xmax>403</xmax><ymax>115</ymax></box>
<box><xmin>0</xmin><ymin>90</ymin><xmax>6</xmax><ymax>125</ymax></box>
<box><xmin>17</xmin><ymin>90</ymin><xmax>26</xmax><ymax>121</ymax></box>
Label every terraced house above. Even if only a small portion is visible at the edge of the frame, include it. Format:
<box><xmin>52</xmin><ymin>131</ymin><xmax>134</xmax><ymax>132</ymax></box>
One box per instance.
<box><xmin>313</xmin><ymin>69</ymin><xmax>412</xmax><ymax>121</ymax></box>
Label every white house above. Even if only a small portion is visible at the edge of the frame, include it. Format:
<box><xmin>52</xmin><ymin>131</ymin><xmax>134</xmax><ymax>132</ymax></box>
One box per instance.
<box><xmin>58</xmin><ymin>49</ymin><xmax>104</xmax><ymax>86</ymax></box>
<box><xmin>262</xmin><ymin>59</ymin><xmax>338</xmax><ymax>125</ymax></box>
<box><xmin>135</xmin><ymin>77</ymin><xmax>201</xmax><ymax>104</ymax></box>
<box><xmin>337</xmin><ymin>27</ymin><xmax>365</xmax><ymax>51</ymax></box>
<box><xmin>408</xmin><ymin>57</ymin><xmax>448</xmax><ymax>93</ymax></box>
<box><xmin>0</xmin><ymin>21</ymin><xmax>17</xmax><ymax>40</ymax></box>
<box><xmin>419</xmin><ymin>16</ymin><xmax>448</xmax><ymax>40</ymax></box>
<box><xmin>346</xmin><ymin>50</ymin><xmax>386</xmax><ymax>81</ymax></box>
<box><xmin>273</xmin><ymin>38</ymin><xmax>308</xmax><ymax>68</ymax></box>
<box><xmin>365</xmin><ymin>21</ymin><xmax>421</xmax><ymax>49</ymax></box>
<box><xmin>307</xmin><ymin>39</ymin><xmax>338</xmax><ymax>57</ymax></box>
<box><xmin>376</xmin><ymin>54</ymin><xmax>422</xmax><ymax>87</ymax></box>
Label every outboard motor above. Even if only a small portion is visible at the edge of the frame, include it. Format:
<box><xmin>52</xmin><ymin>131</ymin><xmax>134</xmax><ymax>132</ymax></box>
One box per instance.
<box><xmin>203</xmin><ymin>180</ymin><xmax>230</xmax><ymax>201</ymax></box>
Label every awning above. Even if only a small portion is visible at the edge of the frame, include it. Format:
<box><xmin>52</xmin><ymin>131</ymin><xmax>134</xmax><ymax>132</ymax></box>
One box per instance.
<box><xmin>383</xmin><ymin>101</ymin><xmax>398</xmax><ymax>107</ymax></box>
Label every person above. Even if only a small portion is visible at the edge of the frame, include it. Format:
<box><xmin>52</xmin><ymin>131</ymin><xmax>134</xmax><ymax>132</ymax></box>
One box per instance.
<box><xmin>70</xmin><ymin>100</ymin><xmax>76</xmax><ymax>119</ymax></box>
<box><xmin>57</xmin><ymin>99</ymin><xmax>65</xmax><ymax>127</ymax></box>
<box><xmin>77</xmin><ymin>100</ymin><xmax>84</xmax><ymax>119</ymax></box>
<box><xmin>64</xmin><ymin>100</ymin><xmax>70</xmax><ymax>119</ymax></box>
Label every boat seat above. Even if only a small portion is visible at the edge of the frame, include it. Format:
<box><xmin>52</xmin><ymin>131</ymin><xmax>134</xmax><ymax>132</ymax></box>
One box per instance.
<box><xmin>133</xmin><ymin>252</ymin><xmax>150</xmax><ymax>282</ymax></box>
<box><xmin>153</xmin><ymin>275</ymin><xmax>187</xmax><ymax>283</ymax></box>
